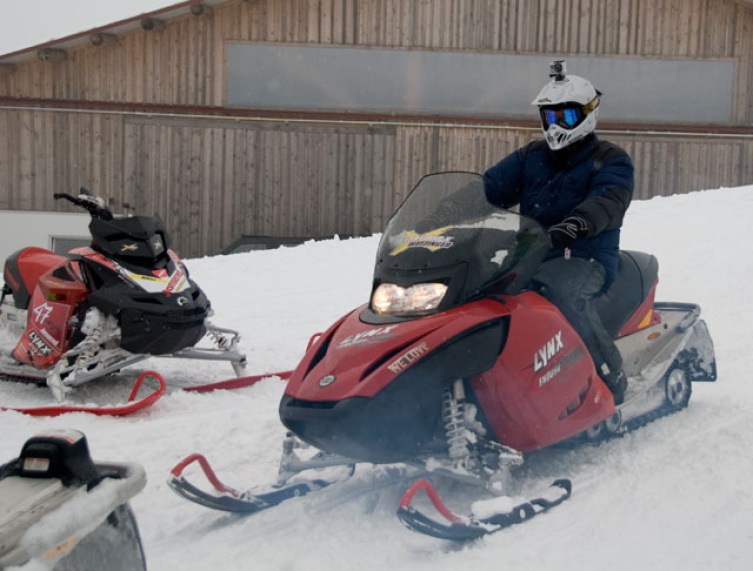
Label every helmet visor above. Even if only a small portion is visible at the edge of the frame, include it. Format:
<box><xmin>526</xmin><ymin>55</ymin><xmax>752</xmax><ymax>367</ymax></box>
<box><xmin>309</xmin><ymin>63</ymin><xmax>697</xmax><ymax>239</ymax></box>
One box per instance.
<box><xmin>540</xmin><ymin>105</ymin><xmax>587</xmax><ymax>130</ymax></box>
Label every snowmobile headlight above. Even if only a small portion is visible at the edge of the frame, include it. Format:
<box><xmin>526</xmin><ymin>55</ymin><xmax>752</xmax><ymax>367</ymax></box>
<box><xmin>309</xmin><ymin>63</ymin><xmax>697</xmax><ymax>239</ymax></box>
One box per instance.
<box><xmin>371</xmin><ymin>283</ymin><xmax>448</xmax><ymax>316</ymax></box>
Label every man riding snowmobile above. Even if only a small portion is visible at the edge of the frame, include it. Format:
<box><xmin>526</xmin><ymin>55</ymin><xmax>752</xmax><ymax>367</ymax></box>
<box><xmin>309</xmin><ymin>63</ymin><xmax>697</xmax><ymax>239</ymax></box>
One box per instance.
<box><xmin>166</xmin><ymin>61</ymin><xmax>717</xmax><ymax>542</ymax></box>
<box><xmin>484</xmin><ymin>60</ymin><xmax>632</xmax><ymax>403</ymax></box>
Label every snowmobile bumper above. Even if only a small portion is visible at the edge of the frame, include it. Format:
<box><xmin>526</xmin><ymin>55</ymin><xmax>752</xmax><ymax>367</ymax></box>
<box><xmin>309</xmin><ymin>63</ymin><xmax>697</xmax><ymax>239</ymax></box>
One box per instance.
<box><xmin>280</xmin><ymin>317</ymin><xmax>507</xmax><ymax>464</ymax></box>
<box><xmin>88</xmin><ymin>283</ymin><xmax>209</xmax><ymax>355</ymax></box>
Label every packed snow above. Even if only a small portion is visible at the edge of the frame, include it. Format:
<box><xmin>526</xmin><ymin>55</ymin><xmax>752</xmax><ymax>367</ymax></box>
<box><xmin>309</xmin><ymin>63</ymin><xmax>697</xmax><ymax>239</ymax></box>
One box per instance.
<box><xmin>1</xmin><ymin>183</ymin><xmax>753</xmax><ymax>570</ymax></box>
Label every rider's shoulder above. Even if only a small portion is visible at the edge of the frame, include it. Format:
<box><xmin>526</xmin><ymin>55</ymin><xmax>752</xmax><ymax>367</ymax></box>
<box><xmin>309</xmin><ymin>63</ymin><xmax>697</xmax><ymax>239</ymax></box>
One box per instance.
<box><xmin>592</xmin><ymin>139</ymin><xmax>630</xmax><ymax>163</ymax></box>
<box><xmin>518</xmin><ymin>139</ymin><xmax>549</xmax><ymax>160</ymax></box>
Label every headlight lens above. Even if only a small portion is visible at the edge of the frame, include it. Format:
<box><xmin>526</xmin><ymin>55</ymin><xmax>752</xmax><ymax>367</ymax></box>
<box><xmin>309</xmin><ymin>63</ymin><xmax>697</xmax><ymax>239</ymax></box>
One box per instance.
<box><xmin>371</xmin><ymin>283</ymin><xmax>448</xmax><ymax>316</ymax></box>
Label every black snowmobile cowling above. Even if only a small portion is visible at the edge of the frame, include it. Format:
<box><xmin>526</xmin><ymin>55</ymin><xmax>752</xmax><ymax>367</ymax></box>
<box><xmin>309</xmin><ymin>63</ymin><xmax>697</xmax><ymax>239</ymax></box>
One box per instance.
<box><xmin>89</xmin><ymin>214</ymin><xmax>171</xmax><ymax>265</ymax></box>
<box><xmin>80</xmin><ymin>252</ymin><xmax>210</xmax><ymax>356</ymax></box>
<box><xmin>54</xmin><ymin>189</ymin><xmax>211</xmax><ymax>356</ymax></box>
<box><xmin>54</xmin><ymin>189</ymin><xmax>173</xmax><ymax>265</ymax></box>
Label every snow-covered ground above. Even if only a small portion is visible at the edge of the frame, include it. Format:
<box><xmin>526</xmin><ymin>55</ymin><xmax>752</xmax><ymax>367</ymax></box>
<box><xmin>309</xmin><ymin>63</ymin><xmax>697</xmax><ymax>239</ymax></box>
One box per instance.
<box><xmin>1</xmin><ymin>184</ymin><xmax>753</xmax><ymax>570</ymax></box>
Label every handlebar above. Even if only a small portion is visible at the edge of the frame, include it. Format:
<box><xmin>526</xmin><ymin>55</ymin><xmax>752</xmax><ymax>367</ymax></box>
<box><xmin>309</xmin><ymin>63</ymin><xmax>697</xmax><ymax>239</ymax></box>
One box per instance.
<box><xmin>54</xmin><ymin>188</ymin><xmax>114</xmax><ymax>221</ymax></box>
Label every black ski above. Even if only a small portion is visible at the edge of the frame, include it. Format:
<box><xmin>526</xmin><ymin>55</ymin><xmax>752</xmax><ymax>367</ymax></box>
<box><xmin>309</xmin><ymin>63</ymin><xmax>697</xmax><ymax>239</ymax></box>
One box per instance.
<box><xmin>167</xmin><ymin>453</ymin><xmax>353</xmax><ymax>514</ymax></box>
<box><xmin>168</xmin><ymin>474</ymin><xmax>340</xmax><ymax>514</ymax></box>
<box><xmin>397</xmin><ymin>478</ymin><xmax>572</xmax><ymax>541</ymax></box>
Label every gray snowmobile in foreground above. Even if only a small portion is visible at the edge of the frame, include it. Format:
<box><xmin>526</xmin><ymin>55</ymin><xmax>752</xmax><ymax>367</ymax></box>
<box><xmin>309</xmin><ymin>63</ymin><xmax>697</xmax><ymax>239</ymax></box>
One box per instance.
<box><xmin>0</xmin><ymin>429</ymin><xmax>147</xmax><ymax>569</ymax></box>
<box><xmin>169</xmin><ymin>172</ymin><xmax>717</xmax><ymax>540</ymax></box>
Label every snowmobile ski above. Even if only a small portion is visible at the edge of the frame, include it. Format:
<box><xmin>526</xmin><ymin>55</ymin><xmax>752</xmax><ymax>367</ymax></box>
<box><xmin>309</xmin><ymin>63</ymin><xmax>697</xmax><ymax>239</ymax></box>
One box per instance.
<box><xmin>396</xmin><ymin>478</ymin><xmax>572</xmax><ymax>541</ymax></box>
<box><xmin>167</xmin><ymin>452</ymin><xmax>355</xmax><ymax>514</ymax></box>
<box><xmin>182</xmin><ymin>369</ymin><xmax>293</xmax><ymax>393</ymax></box>
<box><xmin>1</xmin><ymin>366</ymin><xmax>293</xmax><ymax>417</ymax></box>
<box><xmin>1</xmin><ymin>370</ymin><xmax>166</xmax><ymax>417</ymax></box>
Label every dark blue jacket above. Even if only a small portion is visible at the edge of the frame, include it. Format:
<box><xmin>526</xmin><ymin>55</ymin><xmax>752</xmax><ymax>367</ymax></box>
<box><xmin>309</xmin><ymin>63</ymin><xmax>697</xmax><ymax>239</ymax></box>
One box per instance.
<box><xmin>483</xmin><ymin>134</ymin><xmax>634</xmax><ymax>286</ymax></box>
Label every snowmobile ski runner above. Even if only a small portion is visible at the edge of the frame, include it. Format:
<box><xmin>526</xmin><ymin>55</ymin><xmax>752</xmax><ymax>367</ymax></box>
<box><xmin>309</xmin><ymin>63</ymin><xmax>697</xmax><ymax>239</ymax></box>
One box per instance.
<box><xmin>0</xmin><ymin>429</ymin><xmax>147</xmax><ymax>570</ymax></box>
<box><xmin>0</xmin><ymin>188</ymin><xmax>246</xmax><ymax>405</ymax></box>
<box><xmin>396</xmin><ymin>477</ymin><xmax>572</xmax><ymax>540</ymax></box>
<box><xmin>168</xmin><ymin>448</ymin><xmax>356</xmax><ymax>514</ymax></box>
<box><xmin>170</xmin><ymin>172</ymin><xmax>717</xmax><ymax>540</ymax></box>
<box><xmin>168</xmin><ymin>432</ymin><xmax>417</xmax><ymax>514</ymax></box>
<box><xmin>1</xmin><ymin>370</ymin><xmax>166</xmax><ymax>417</ymax></box>
<box><xmin>2</xmin><ymin>368</ymin><xmax>291</xmax><ymax>418</ymax></box>
<box><xmin>181</xmin><ymin>369</ymin><xmax>293</xmax><ymax>394</ymax></box>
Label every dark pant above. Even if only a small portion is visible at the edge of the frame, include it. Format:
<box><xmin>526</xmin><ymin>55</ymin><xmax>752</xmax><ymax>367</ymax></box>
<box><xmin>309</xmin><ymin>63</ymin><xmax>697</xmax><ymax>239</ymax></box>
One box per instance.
<box><xmin>532</xmin><ymin>257</ymin><xmax>623</xmax><ymax>381</ymax></box>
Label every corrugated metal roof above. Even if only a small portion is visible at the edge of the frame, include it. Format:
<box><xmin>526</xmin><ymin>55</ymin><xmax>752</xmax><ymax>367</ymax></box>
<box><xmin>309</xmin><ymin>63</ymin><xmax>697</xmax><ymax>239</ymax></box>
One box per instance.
<box><xmin>0</xmin><ymin>0</ymin><xmax>228</xmax><ymax>64</ymax></box>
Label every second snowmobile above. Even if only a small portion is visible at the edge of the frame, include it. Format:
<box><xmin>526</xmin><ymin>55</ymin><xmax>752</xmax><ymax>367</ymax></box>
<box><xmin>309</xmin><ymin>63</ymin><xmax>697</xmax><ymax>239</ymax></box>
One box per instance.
<box><xmin>170</xmin><ymin>172</ymin><xmax>716</xmax><ymax>539</ymax></box>
<box><xmin>0</xmin><ymin>189</ymin><xmax>246</xmax><ymax>402</ymax></box>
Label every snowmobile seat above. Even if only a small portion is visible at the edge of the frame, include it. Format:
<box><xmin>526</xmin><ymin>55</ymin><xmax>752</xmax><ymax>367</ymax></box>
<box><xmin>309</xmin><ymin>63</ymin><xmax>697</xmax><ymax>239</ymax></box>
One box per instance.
<box><xmin>2</xmin><ymin>247</ymin><xmax>68</xmax><ymax>310</ymax></box>
<box><xmin>593</xmin><ymin>250</ymin><xmax>659</xmax><ymax>338</ymax></box>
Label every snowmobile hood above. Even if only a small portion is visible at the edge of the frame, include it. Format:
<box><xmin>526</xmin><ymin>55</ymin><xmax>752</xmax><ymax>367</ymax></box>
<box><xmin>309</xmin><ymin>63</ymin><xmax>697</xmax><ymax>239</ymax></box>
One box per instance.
<box><xmin>286</xmin><ymin>298</ymin><xmax>511</xmax><ymax>403</ymax></box>
<box><xmin>281</xmin><ymin>297</ymin><xmax>511</xmax><ymax>462</ymax></box>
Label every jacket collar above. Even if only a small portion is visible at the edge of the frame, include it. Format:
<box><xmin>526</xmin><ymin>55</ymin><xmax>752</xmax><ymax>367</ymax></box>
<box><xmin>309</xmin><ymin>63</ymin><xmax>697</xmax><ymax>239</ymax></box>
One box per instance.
<box><xmin>550</xmin><ymin>134</ymin><xmax>599</xmax><ymax>167</ymax></box>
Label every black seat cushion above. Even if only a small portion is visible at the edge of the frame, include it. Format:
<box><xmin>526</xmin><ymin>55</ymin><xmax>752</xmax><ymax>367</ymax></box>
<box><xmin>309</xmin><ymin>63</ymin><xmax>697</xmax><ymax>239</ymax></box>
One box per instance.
<box><xmin>593</xmin><ymin>250</ymin><xmax>659</xmax><ymax>338</ymax></box>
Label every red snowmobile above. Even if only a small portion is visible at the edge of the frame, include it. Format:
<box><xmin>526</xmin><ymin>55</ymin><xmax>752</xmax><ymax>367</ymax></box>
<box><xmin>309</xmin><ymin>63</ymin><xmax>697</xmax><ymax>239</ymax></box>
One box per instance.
<box><xmin>0</xmin><ymin>189</ymin><xmax>245</xmax><ymax>404</ymax></box>
<box><xmin>169</xmin><ymin>172</ymin><xmax>716</xmax><ymax>540</ymax></box>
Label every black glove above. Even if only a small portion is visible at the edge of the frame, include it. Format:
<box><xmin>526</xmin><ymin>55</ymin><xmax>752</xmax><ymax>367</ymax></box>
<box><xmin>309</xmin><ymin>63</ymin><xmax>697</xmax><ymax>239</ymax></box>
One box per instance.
<box><xmin>548</xmin><ymin>215</ymin><xmax>590</xmax><ymax>249</ymax></box>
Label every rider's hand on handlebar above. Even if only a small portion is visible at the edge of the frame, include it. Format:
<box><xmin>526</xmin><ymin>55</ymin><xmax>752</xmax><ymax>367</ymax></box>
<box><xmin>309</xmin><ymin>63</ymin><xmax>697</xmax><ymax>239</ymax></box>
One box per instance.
<box><xmin>548</xmin><ymin>215</ymin><xmax>590</xmax><ymax>249</ymax></box>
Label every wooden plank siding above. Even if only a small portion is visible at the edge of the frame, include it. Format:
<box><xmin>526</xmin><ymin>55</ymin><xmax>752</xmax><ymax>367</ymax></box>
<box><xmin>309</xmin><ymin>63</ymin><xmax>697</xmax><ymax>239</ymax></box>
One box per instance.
<box><xmin>117</xmin><ymin>115</ymin><xmax>398</xmax><ymax>255</ymax></box>
<box><xmin>3</xmin><ymin>0</ymin><xmax>752</xmax><ymax>112</ymax></box>
<box><xmin>1</xmin><ymin>105</ymin><xmax>750</xmax><ymax>257</ymax></box>
<box><xmin>1</xmin><ymin>0</ymin><xmax>752</xmax><ymax>257</ymax></box>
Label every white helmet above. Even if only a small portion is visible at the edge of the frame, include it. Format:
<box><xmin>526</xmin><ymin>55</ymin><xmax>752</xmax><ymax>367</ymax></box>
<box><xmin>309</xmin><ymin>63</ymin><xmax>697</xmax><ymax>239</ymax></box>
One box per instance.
<box><xmin>531</xmin><ymin>60</ymin><xmax>601</xmax><ymax>151</ymax></box>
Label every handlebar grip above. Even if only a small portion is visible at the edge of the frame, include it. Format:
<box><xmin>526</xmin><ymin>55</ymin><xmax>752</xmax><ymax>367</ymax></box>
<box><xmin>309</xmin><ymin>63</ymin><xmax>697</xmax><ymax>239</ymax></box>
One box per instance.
<box><xmin>53</xmin><ymin>192</ymin><xmax>78</xmax><ymax>203</ymax></box>
<box><xmin>52</xmin><ymin>191</ymin><xmax>113</xmax><ymax>220</ymax></box>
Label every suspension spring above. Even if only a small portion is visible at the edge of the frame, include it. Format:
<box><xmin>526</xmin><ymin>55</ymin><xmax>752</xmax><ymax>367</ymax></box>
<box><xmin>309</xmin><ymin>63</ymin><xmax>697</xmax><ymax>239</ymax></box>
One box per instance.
<box><xmin>443</xmin><ymin>379</ymin><xmax>470</xmax><ymax>466</ymax></box>
<box><xmin>74</xmin><ymin>309</ymin><xmax>106</xmax><ymax>371</ymax></box>
<box><xmin>207</xmin><ymin>325</ymin><xmax>234</xmax><ymax>350</ymax></box>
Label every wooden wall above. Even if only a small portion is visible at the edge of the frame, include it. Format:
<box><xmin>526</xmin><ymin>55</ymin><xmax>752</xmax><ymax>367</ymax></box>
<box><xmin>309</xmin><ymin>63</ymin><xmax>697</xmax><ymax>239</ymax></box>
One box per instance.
<box><xmin>1</xmin><ymin>0</ymin><xmax>752</xmax><ymax>257</ymax></box>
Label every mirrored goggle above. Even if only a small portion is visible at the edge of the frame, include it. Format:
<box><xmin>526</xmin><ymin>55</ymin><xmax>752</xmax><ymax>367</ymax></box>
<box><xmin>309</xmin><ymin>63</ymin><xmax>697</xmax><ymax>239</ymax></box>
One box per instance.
<box><xmin>541</xmin><ymin>107</ymin><xmax>586</xmax><ymax>129</ymax></box>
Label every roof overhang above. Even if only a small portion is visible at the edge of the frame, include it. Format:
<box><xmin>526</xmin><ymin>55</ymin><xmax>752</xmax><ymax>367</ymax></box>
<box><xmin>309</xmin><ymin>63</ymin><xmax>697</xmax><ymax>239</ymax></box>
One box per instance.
<box><xmin>0</xmin><ymin>0</ymin><xmax>227</xmax><ymax>65</ymax></box>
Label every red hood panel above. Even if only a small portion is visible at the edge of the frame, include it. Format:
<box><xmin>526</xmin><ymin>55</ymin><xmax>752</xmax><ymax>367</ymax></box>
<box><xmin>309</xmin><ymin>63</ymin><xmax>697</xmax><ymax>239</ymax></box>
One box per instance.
<box><xmin>287</xmin><ymin>299</ymin><xmax>511</xmax><ymax>401</ymax></box>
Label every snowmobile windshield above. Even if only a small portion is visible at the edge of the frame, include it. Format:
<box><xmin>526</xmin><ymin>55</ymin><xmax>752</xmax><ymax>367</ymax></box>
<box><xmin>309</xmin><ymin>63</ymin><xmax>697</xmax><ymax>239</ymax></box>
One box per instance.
<box><xmin>370</xmin><ymin>172</ymin><xmax>549</xmax><ymax>317</ymax></box>
<box><xmin>89</xmin><ymin>215</ymin><xmax>171</xmax><ymax>266</ymax></box>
